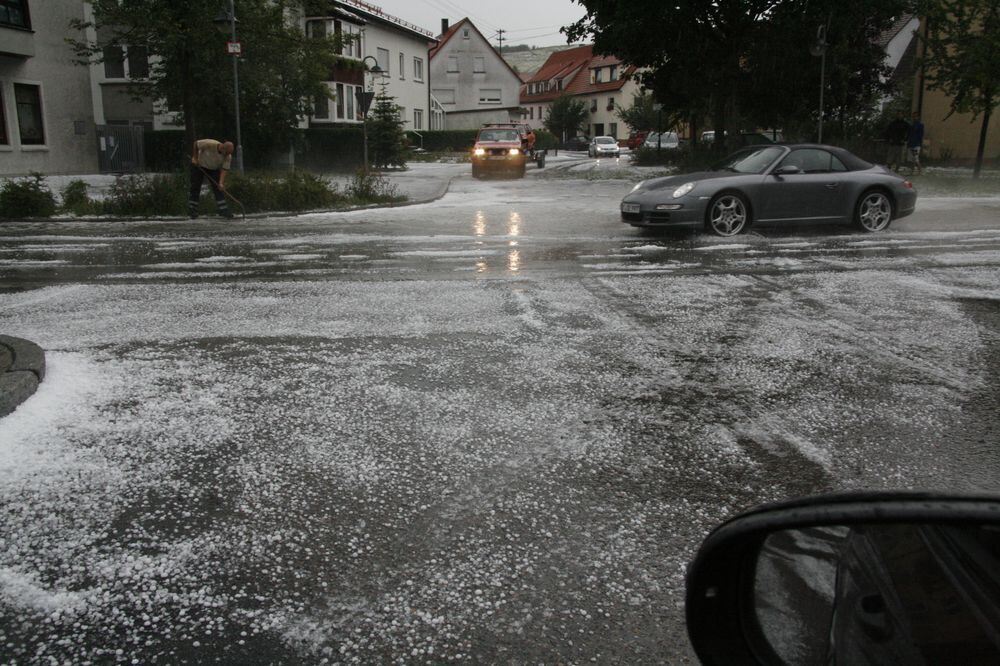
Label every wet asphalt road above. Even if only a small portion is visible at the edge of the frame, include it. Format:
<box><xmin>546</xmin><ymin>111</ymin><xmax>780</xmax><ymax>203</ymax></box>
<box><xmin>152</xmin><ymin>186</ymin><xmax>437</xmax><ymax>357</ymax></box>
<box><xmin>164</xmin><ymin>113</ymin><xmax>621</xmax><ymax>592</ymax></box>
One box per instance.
<box><xmin>2</xmin><ymin>167</ymin><xmax>1000</xmax><ymax>663</ymax></box>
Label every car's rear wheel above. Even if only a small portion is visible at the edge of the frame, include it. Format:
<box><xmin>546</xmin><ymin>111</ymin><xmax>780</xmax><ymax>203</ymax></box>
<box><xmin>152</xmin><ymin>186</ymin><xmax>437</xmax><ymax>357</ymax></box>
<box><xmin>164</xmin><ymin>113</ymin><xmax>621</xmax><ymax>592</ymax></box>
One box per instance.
<box><xmin>855</xmin><ymin>190</ymin><xmax>893</xmax><ymax>232</ymax></box>
<box><xmin>706</xmin><ymin>192</ymin><xmax>750</xmax><ymax>237</ymax></box>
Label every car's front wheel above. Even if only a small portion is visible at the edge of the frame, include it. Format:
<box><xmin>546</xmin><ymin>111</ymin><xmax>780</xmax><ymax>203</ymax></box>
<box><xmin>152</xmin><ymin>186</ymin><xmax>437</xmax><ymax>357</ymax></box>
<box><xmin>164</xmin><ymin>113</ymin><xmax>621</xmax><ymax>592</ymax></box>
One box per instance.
<box><xmin>855</xmin><ymin>190</ymin><xmax>893</xmax><ymax>232</ymax></box>
<box><xmin>706</xmin><ymin>192</ymin><xmax>750</xmax><ymax>237</ymax></box>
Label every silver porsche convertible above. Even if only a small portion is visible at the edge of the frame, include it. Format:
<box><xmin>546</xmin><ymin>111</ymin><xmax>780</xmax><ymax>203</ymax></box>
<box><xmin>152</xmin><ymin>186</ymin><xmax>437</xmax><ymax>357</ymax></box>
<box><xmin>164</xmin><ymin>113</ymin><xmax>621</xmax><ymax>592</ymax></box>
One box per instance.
<box><xmin>620</xmin><ymin>144</ymin><xmax>917</xmax><ymax>236</ymax></box>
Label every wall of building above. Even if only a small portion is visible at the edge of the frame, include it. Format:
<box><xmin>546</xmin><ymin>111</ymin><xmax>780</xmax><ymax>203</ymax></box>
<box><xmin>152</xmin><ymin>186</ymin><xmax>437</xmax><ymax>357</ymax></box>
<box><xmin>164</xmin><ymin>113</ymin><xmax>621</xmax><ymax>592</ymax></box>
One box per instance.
<box><xmin>429</xmin><ymin>22</ymin><xmax>522</xmax><ymax>128</ymax></box>
<box><xmin>1</xmin><ymin>0</ymin><xmax>99</xmax><ymax>175</ymax></box>
<box><xmin>584</xmin><ymin>79</ymin><xmax>639</xmax><ymax>140</ymax></box>
<box><xmin>364</xmin><ymin>23</ymin><xmax>431</xmax><ymax>130</ymax></box>
<box><xmin>918</xmin><ymin>87</ymin><xmax>1000</xmax><ymax>162</ymax></box>
<box><xmin>440</xmin><ymin>108</ymin><xmax>520</xmax><ymax>130</ymax></box>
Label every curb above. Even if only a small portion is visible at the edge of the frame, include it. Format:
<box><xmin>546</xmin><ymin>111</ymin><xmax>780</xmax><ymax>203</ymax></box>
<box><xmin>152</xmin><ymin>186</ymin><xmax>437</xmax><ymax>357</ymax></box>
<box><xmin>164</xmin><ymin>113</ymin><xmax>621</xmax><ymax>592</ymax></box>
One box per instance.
<box><xmin>32</xmin><ymin>176</ymin><xmax>458</xmax><ymax>224</ymax></box>
<box><xmin>0</xmin><ymin>335</ymin><xmax>45</xmax><ymax>419</ymax></box>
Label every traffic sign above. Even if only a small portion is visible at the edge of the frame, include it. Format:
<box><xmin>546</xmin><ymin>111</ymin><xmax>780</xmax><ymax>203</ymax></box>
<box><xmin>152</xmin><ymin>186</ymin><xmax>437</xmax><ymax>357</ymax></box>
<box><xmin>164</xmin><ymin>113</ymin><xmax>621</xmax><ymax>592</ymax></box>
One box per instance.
<box><xmin>356</xmin><ymin>90</ymin><xmax>375</xmax><ymax>117</ymax></box>
<box><xmin>226</xmin><ymin>41</ymin><xmax>243</xmax><ymax>55</ymax></box>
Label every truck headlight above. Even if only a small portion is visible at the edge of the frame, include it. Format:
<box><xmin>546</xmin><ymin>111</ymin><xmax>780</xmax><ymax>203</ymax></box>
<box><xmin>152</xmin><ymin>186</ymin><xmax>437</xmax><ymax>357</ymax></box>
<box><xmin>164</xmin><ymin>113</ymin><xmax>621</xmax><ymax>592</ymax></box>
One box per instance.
<box><xmin>474</xmin><ymin>148</ymin><xmax>486</xmax><ymax>156</ymax></box>
<box><xmin>509</xmin><ymin>148</ymin><xmax>520</xmax><ymax>156</ymax></box>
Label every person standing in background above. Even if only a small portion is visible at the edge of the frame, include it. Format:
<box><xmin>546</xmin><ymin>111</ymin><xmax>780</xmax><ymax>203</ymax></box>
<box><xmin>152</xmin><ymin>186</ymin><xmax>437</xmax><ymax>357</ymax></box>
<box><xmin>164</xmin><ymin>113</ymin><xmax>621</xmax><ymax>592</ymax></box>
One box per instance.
<box><xmin>907</xmin><ymin>112</ymin><xmax>925</xmax><ymax>175</ymax></box>
<box><xmin>883</xmin><ymin>111</ymin><xmax>910</xmax><ymax>171</ymax></box>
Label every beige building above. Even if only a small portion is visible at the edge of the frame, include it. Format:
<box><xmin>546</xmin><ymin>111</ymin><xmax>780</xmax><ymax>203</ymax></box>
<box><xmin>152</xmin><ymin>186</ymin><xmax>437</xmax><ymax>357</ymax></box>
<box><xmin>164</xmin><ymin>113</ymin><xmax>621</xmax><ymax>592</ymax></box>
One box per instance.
<box><xmin>912</xmin><ymin>17</ymin><xmax>999</xmax><ymax>162</ymax></box>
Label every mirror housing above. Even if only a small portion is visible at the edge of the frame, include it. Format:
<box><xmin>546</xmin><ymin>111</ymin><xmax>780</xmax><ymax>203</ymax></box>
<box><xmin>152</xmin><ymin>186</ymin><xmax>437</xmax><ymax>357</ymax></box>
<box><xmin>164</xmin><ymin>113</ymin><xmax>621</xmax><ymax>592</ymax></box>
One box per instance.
<box><xmin>773</xmin><ymin>165</ymin><xmax>802</xmax><ymax>176</ymax></box>
<box><xmin>686</xmin><ymin>492</ymin><xmax>1000</xmax><ymax>665</ymax></box>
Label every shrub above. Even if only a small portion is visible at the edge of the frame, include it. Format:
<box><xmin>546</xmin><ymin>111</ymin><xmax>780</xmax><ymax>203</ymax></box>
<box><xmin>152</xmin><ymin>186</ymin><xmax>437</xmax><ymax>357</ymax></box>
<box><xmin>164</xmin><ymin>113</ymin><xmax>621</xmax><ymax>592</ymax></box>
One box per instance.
<box><xmin>60</xmin><ymin>180</ymin><xmax>96</xmax><ymax>216</ymax></box>
<box><xmin>103</xmin><ymin>173</ymin><xmax>188</xmax><ymax>216</ymax></box>
<box><xmin>534</xmin><ymin>129</ymin><xmax>558</xmax><ymax>150</ymax></box>
<box><xmin>346</xmin><ymin>169</ymin><xmax>403</xmax><ymax>204</ymax></box>
<box><xmin>0</xmin><ymin>173</ymin><xmax>57</xmax><ymax>219</ymax></box>
<box><xmin>227</xmin><ymin>170</ymin><xmax>343</xmax><ymax>212</ymax></box>
<box><xmin>296</xmin><ymin>127</ymin><xmax>365</xmax><ymax>171</ymax></box>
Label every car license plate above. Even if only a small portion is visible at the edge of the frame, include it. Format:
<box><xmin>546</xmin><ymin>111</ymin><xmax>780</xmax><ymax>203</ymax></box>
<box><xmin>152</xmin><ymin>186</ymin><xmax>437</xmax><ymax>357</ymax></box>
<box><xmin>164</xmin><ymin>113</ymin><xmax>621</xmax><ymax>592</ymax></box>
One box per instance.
<box><xmin>621</xmin><ymin>203</ymin><xmax>640</xmax><ymax>214</ymax></box>
<box><xmin>488</xmin><ymin>155</ymin><xmax>506</xmax><ymax>160</ymax></box>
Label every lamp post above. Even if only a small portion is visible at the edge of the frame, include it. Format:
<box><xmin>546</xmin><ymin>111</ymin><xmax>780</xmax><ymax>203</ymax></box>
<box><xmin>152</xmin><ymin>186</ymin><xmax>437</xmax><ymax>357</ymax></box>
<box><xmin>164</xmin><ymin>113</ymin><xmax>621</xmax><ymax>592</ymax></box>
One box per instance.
<box><xmin>359</xmin><ymin>55</ymin><xmax>382</xmax><ymax>173</ymax></box>
<box><xmin>810</xmin><ymin>20</ymin><xmax>830</xmax><ymax>144</ymax></box>
<box><xmin>214</xmin><ymin>1</ymin><xmax>244</xmax><ymax>172</ymax></box>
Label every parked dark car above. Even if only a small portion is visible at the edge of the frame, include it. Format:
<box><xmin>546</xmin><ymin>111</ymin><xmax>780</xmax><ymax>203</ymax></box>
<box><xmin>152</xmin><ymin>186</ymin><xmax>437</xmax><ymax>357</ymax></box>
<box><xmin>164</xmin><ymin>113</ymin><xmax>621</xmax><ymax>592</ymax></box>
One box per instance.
<box><xmin>563</xmin><ymin>136</ymin><xmax>591</xmax><ymax>151</ymax></box>
<box><xmin>620</xmin><ymin>144</ymin><xmax>917</xmax><ymax>236</ymax></box>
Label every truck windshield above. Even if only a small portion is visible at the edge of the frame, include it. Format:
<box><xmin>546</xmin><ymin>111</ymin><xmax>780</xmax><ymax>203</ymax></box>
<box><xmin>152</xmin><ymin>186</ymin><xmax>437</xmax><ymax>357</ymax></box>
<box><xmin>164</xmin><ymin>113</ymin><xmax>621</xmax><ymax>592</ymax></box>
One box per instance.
<box><xmin>479</xmin><ymin>130</ymin><xmax>519</xmax><ymax>142</ymax></box>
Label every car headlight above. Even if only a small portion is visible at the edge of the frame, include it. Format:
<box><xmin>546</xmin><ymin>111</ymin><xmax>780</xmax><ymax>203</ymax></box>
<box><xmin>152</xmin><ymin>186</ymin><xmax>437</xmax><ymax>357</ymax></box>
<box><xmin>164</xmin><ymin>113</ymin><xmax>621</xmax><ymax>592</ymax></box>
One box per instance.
<box><xmin>474</xmin><ymin>148</ymin><xmax>486</xmax><ymax>156</ymax></box>
<box><xmin>509</xmin><ymin>148</ymin><xmax>520</xmax><ymax>156</ymax></box>
<box><xmin>631</xmin><ymin>181</ymin><xmax>646</xmax><ymax>193</ymax></box>
<box><xmin>673</xmin><ymin>182</ymin><xmax>695</xmax><ymax>198</ymax></box>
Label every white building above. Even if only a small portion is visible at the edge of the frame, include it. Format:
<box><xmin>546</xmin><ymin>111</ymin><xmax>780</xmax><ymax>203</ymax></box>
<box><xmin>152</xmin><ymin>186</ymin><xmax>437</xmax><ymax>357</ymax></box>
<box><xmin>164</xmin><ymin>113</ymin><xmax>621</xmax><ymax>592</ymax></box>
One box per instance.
<box><xmin>428</xmin><ymin>18</ymin><xmax>523</xmax><ymax>130</ymax></box>
<box><xmin>1</xmin><ymin>0</ymin><xmax>99</xmax><ymax>175</ymax></box>
<box><xmin>303</xmin><ymin>0</ymin><xmax>434</xmax><ymax>131</ymax></box>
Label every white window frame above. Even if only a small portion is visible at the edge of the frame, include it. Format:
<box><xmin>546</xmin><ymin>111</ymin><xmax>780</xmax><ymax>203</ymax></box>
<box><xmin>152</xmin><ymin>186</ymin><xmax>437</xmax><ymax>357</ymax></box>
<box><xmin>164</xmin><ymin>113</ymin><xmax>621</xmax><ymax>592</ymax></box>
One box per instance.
<box><xmin>413</xmin><ymin>57</ymin><xmax>424</xmax><ymax>82</ymax></box>
<box><xmin>413</xmin><ymin>108</ymin><xmax>423</xmax><ymax>130</ymax></box>
<box><xmin>446</xmin><ymin>56</ymin><xmax>459</xmax><ymax>73</ymax></box>
<box><xmin>473</xmin><ymin>56</ymin><xmax>485</xmax><ymax>73</ymax></box>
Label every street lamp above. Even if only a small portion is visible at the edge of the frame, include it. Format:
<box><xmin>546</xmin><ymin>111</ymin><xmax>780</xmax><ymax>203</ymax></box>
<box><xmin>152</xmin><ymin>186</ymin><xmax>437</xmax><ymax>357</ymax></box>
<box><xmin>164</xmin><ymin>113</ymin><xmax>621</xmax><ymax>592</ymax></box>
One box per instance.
<box><xmin>359</xmin><ymin>55</ymin><xmax>382</xmax><ymax>173</ymax></box>
<box><xmin>213</xmin><ymin>1</ymin><xmax>244</xmax><ymax>172</ymax></box>
<box><xmin>810</xmin><ymin>20</ymin><xmax>830</xmax><ymax>144</ymax></box>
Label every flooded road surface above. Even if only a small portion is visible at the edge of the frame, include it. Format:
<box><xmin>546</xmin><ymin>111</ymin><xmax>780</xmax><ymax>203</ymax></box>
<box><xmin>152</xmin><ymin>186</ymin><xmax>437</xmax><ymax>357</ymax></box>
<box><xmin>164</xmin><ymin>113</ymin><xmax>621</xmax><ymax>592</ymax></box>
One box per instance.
<box><xmin>2</xmin><ymin>175</ymin><xmax>1000</xmax><ymax>663</ymax></box>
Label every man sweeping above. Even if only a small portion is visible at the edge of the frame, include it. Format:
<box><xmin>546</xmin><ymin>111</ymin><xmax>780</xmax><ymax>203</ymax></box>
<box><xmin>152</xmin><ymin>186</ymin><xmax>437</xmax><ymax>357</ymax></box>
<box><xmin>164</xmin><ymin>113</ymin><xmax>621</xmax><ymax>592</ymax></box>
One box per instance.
<box><xmin>190</xmin><ymin>139</ymin><xmax>235</xmax><ymax>219</ymax></box>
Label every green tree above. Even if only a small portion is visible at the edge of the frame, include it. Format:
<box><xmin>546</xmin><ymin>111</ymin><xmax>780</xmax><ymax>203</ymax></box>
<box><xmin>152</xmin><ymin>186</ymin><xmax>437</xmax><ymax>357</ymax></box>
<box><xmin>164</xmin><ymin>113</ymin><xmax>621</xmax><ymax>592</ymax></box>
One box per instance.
<box><xmin>616</xmin><ymin>92</ymin><xmax>660</xmax><ymax>132</ymax></box>
<box><xmin>71</xmin><ymin>1</ymin><xmax>346</xmax><ymax>165</ymax></box>
<box><xmin>366</xmin><ymin>81</ymin><xmax>407</xmax><ymax>170</ymax></box>
<box><xmin>919</xmin><ymin>0</ymin><xmax>1000</xmax><ymax>177</ymax></box>
<box><xmin>544</xmin><ymin>95</ymin><xmax>589</xmax><ymax>142</ymax></box>
<box><xmin>565</xmin><ymin>0</ymin><xmax>907</xmax><ymax>147</ymax></box>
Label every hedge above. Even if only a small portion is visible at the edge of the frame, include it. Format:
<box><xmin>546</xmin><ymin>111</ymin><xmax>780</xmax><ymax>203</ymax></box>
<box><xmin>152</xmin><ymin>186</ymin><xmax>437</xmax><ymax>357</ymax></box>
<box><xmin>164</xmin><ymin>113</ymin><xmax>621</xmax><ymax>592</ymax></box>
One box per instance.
<box><xmin>295</xmin><ymin>127</ymin><xmax>365</xmax><ymax>171</ymax></box>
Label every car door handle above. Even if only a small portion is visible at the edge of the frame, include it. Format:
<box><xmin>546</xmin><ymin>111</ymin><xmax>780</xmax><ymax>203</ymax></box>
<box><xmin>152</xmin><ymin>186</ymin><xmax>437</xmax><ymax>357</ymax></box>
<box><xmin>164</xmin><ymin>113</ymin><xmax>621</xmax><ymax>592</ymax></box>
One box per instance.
<box><xmin>825</xmin><ymin>183</ymin><xmax>840</xmax><ymax>189</ymax></box>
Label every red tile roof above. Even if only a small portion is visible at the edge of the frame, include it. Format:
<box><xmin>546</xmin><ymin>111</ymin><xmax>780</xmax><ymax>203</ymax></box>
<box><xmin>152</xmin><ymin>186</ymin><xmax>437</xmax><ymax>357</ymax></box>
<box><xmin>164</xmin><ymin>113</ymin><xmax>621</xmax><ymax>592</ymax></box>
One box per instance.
<box><xmin>521</xmin><ymin>47</ymin><xmax>635</xmax><ymax>103</ymax></box>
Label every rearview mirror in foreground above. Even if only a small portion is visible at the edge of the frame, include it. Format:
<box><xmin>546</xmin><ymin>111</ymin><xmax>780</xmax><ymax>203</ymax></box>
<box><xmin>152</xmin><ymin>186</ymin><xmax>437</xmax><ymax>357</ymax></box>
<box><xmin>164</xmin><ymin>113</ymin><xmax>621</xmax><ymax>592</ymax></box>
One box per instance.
<box><xmin>686</xmin><ymin>492</ymin><xmax>1000</xmax><ymax>665</ymax></box>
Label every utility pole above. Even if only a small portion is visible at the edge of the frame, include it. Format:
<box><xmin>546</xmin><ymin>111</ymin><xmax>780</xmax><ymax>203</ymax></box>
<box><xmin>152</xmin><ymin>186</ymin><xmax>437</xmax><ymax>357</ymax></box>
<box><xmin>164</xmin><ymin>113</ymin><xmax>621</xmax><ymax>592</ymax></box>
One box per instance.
<box><xmin>496</xmin><ymin>29</ymin><xmax>505</xmax><ymax>54</ymax></box>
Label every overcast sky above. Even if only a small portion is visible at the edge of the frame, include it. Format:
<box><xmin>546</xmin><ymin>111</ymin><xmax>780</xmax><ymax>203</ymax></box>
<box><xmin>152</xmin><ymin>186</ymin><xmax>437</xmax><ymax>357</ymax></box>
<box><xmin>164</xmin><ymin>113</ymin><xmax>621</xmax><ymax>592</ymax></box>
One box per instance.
<box><xmin>351</xmin><ymin>0</ymin><xmax>588</xmax><ymax>47</ymax></box>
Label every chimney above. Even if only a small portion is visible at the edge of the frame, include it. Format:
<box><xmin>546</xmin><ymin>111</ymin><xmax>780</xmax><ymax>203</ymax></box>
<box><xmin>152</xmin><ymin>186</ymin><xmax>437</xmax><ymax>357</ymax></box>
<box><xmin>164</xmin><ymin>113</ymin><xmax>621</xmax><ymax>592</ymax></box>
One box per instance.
<box><xmin>441</xmin><ymin>18</ymin><xmax>449</xmax><ymax>36</ymax></box>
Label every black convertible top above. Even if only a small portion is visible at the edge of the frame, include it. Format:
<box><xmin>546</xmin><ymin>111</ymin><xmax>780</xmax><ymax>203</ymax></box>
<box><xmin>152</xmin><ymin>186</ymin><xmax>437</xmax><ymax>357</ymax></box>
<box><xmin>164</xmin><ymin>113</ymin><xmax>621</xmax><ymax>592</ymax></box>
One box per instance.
<box><xmin>784</xmin><ymin>143</ymin><xmax>875</xmax><ymax>171</ymax></box>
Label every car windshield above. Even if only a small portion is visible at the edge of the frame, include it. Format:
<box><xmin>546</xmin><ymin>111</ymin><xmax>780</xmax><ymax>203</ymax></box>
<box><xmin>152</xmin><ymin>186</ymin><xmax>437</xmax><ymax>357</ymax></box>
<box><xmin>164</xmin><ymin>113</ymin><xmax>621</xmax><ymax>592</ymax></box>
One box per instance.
<box><xmin>712</xmin><ymin>146</ymin><xmax>784</xmax><ymax>174</ymax></box>
<box><xmin>596</xmin><ymin>138</ymin><xmax>615</xmax><ymax>144</ymax></box>
<box><xmin>647</xmin><ymin>133</ymin><xmax>677</xmax><ymax>142</ymax></box>
<box><xmin>479</xmin><ymin>130</ymin><xmax>519</xmax><ymax>142</ymax></box>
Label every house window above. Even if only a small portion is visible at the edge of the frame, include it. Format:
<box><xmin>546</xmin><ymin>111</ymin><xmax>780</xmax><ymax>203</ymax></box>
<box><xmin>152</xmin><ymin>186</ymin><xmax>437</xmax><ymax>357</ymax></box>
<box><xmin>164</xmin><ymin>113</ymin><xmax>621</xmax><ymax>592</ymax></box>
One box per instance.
<box><xmin>538</xmin><ymin>106</ymin><xmax>542</xmax><ymax>119</ymax></box>
<box><xmin>479</xmin><ymin>89</ymin><xmax>501</xmax><ymax>104</ymax></box>
<box><xmin>413</xmin><ymin>57</ymin><xmax>423</xmax><ymax>81</ymax></box>
<box><xmin>340</xmin><ymin>22</ymin><xmax>362</xmax><ymax>59</ymax></box>
<box><xmin>346</xmin><ymin>85</ymin><xmax>356</xmax><ymax>120</ymax></box>
<box><xmin>128</xmin><ymin>46</ymin><xmax>149</xmax><ymax>79</ymax></box>
<box><xmin>447</xmin><ymin>56</ymin><xmax>458</xmax><ymax>72</ymax></box>
<box><xmin>377</xmin><ymin>47</ymin><xmax>390</xmax><ymax>75</ymax></box>
<box><xmin>413</xmin><ymin>108</ymin><xmax>423</xmax><ymax>130</ymax></box>
<box><xmin>313</xmin><ymin>92</ymin><xmax>329</xmax><ymax>119</ymax></box>
<box><xmin>14</xmin><ymin>83</ymin><xmax>44</xmax><ymax>146</ymax></box>
<box><xmin>590</xmin><ymin>98</ymin><xmax>597</xmax><ymax>112</ymax></box>
<box><xmin>307</xmin><ymin>19</ymin><xmax>327</xmax><ymax>38</ymax></box>
<box><xmin>607</xmin><ymin>97</ymin><xmax>615</xmax><ymax>110</ymax></box>
<box><xmin>398</xmin><ymin>106</ymin><xmax>405</xmax><ymax>123</ymax></box>
<box><xmin>399</xmin><ymin>52</ymin><xmax>405</xmax><ymax>80</ymax></box>
<box><xmin>473</xmin><ymin>57</ymin><xmax>485</xmax><ymax>73</ymax></box>
<box><xmin>433</xmin><ymin>88</ymin><xmax>455</xmax><ymax>104</ymax></box>
<box><xmin>103</xmin><ymin>45</ymin><xmax>126</xmax><ymax>79</ymax></box>
<box><xmin>336</xmin><ymin>83</ymin><xmax>345</xmax><ymax>118</ymax></box>
<box><xmin>610</xmin><ymin>122</ymin><xmax>618</xmax><ymax>138</ymax></box>
<box><xmin>462</xmin><ymin>28</ymin><xmax>470</xmax><ymax>39</ymax></box>
<box><xmin>593</xmin><ymin>68</ymin><xmax>603</xmax><ymax>83</ymax></box>
<box><xmin>0</xmin><ymin>0</ymin><xmax>30</xmax><ymax>29</ymax></box>
<box><xmin>0</xmin><ymin>88</ymin><xmax>8</xmax><ymax>145</ymax></box>
<box><xmin>610</xmin><ymin>65</ymin><xmax>618</xmax><ymax>80</ymax></box>
<box><xmin>529</xmin><ymin>107</ymin><xmax>533</xmax><ymax>120</ymax></box>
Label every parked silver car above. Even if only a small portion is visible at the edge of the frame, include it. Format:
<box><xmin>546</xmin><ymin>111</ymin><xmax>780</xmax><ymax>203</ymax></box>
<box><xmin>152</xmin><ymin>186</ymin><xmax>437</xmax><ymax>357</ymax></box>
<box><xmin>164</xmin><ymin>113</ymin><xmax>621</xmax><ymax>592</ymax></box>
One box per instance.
<box><xmin>643</xmin><ymin>131</ymin><xmax>680</xmax><ymax>150</ymax></box>
<box><xmin>588</xmin><ymin>136</ymin><xmax>621</xmax><ymax>158</ymax></box>
<box><xmin>620</xmin><ymin>144</ymin><xmax>917</xmax><ymax>236</ymax></box>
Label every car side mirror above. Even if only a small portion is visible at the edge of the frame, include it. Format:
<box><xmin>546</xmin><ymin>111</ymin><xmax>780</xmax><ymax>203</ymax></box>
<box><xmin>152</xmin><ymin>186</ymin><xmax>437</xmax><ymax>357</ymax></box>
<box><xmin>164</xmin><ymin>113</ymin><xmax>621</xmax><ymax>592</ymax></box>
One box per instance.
<box><xmin>773</xmin><ymin>165</ymin><xmax>802</xmax><ymax>176</ymax></box>
<box><xmin>686</xmin><ymin>492</ymin><xmax>1000</xmax><ymax>665</ymax></box>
